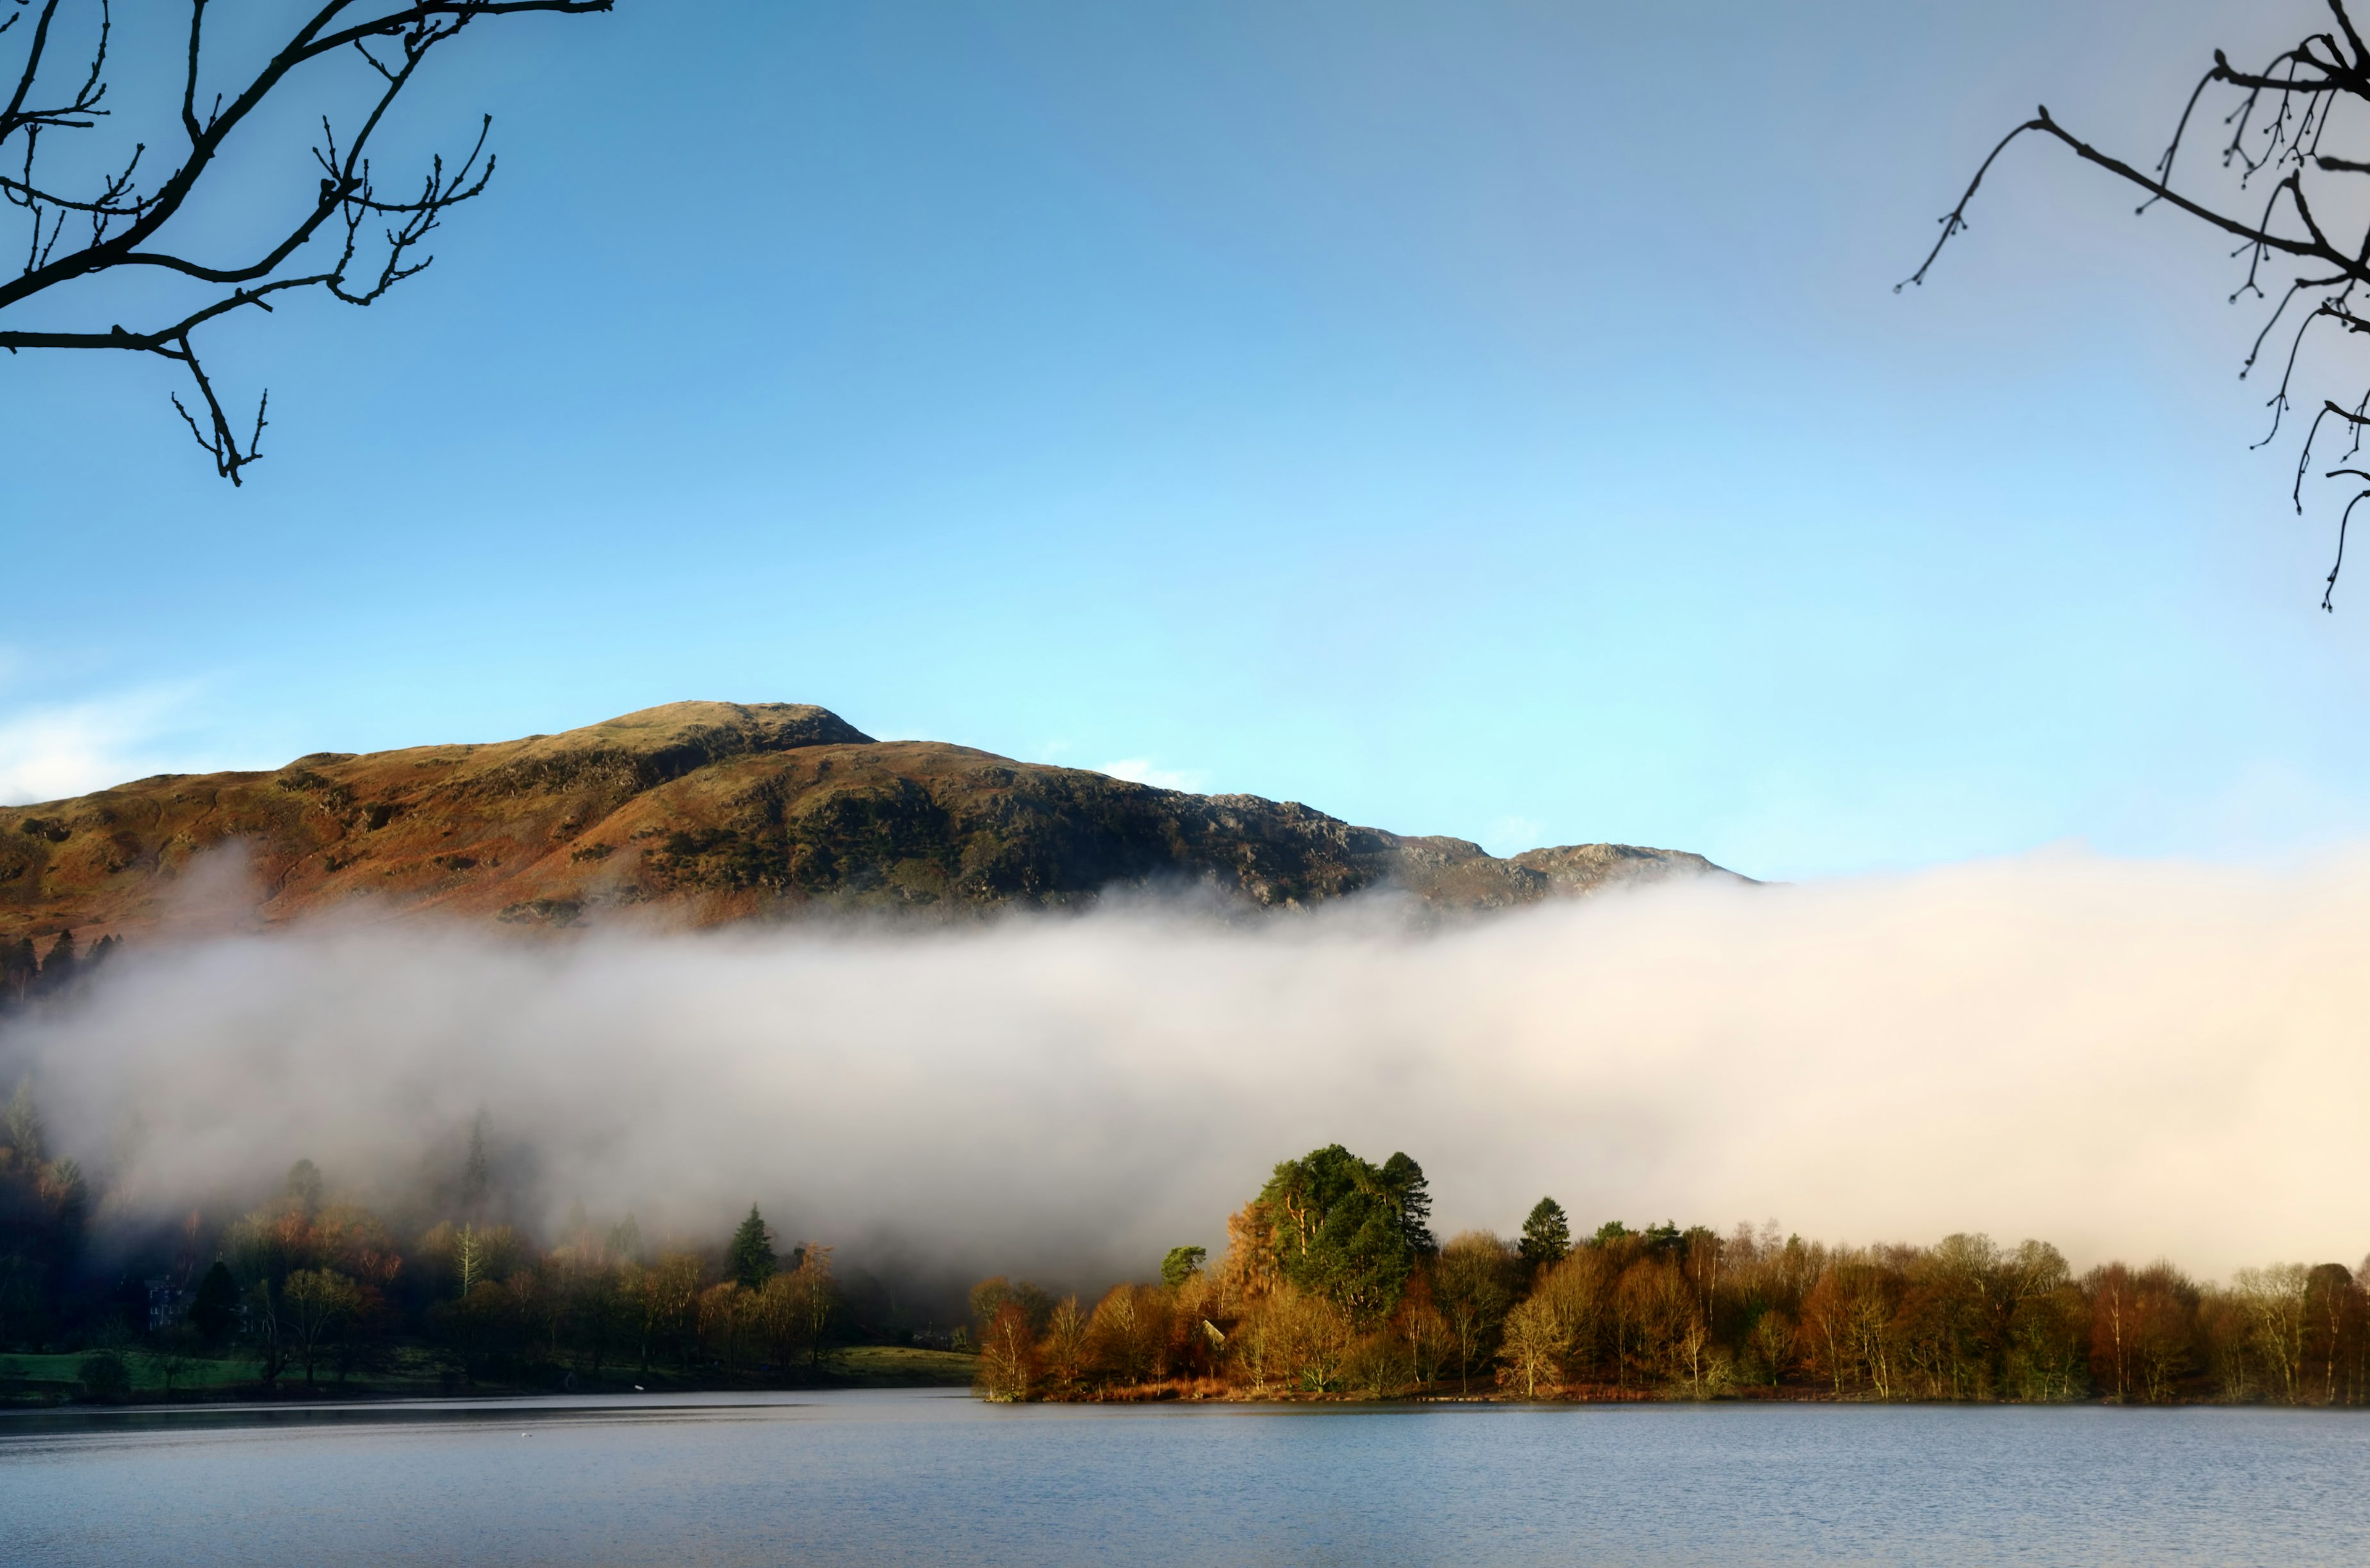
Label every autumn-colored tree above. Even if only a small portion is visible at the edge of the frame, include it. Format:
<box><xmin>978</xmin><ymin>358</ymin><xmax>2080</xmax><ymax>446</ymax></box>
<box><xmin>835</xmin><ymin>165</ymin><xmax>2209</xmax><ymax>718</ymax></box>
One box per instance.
<box><xmin>699</xmin><ymin>1280</ymin><xmax>767</xmax><ymax>1376</ymax></box>
<box><xmin>786</xmin><ymin>1243</ymin><xmax>836</xmax><ymax>1372</ymax></box>
<box><xmin>1745</xmin><ymin>1308</ymin><xmax>1794</xmax><ymax>1388</ymax></box>
<box><xmin>1798</xmin><ymin>1249</ymin><xmax>1902</xmax><ymax>1400</ymax></box>
<box><xmin>626</xmin><ymin>1252</ymin><xmax>704</xmax><ymax>1374</ymax></box>
<box><xmin>1037</xmin><ymin>1295</ymin><xmax>1092</xmax><ymax>1396</ymax></box>
<box><xmin>1086</xmin><ymin>1283</ymin><xmax>1173</xmax><ymax>1387</ymax></box>
<box><xmin>2087</xmin><ymin>1263</ymin><xmax>2139</xmax><ymax>1402</ymax></box>
<box><xmin>1498</xmin><ymin>1292</ymin><xmax>1568</xmax><ymax>1398</ymax></box>
<box><xmin>970</xmin><ymin>1275</ymin><xmax>1051</xmax><ymax>1350</ymax></box>
<box><xmin>2127</xmin><ymin>1266</ymin><xmax>2200</xmax><ymax>1404</ymax></box>
<box><xmin>2302</xmin><ymin>1263</ymin><xmax>2366</xmax><ymax>1406</ymax></box>
<box><xmin>1432</xmin><ymin>1230</ymin><xmax>1519</xmax><ymax>1387</ymax></box>
<box><xmin>2231</xmin><ymin>1263</ymin><xmax>2311</xmax><ymax>1405</ymax></box>
<box><xmin>1615</xmin><ymin>1256</ymin><xmax>1697</xmax><ymax>1391</ymax></box>
<box><xmin>2005</xmin><ymin>1284</ymin><xmax>2091</xmax><ymax>1403</ymax></box>
<box><xmin>1250</xmin><ymin>1284</ymin><xmax>1357</xmax><ymax>1395</ymax></box>
<box><xmin>975</xmin><ymin>1301</ymin><xmax>1038</xmax><ymax>1401</ymax></box>
<box><xmin>1391</xmin><ymin>1272</ymin><xmax>1452</xmax><ymax>1389</ymax></box>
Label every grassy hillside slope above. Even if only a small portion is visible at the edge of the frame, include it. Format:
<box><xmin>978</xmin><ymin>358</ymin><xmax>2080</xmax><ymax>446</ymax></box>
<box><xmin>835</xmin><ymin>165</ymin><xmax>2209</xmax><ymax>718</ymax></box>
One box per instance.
<box><xmin>0</xmin><ymin>702</ymin><xmax>1740</xmax><ymax>943</ymax></box>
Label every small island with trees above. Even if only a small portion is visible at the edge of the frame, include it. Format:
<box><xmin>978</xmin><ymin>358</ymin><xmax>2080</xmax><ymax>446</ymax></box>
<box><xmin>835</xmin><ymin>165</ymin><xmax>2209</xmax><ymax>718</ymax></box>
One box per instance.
<box><xmin>967</xmin><ymin>1144</ymin><xmax>2368</xmax><ymax>1407</ymax></box>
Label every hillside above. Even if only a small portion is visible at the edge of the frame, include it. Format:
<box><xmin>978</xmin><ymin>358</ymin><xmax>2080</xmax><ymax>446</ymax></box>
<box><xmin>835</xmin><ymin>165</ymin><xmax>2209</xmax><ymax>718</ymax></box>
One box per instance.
<box><xmin>0</xmin><ymin>702</ymin><xmax>1744</xmax><ymax>944</ymax></box>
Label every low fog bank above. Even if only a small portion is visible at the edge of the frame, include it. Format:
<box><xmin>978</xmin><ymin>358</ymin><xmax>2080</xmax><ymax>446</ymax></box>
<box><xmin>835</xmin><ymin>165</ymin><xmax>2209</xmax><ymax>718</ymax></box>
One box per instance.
<box><xmin>8</xmin><ymin>846</ymin><xmax>2370</xmax><ymax>1285</ymax></box>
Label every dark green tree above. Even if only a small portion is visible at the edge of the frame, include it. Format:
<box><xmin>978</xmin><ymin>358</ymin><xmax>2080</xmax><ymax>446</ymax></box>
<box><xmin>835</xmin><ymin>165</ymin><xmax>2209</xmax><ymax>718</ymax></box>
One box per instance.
<box><xmin>190</xmin><ymin>1261</ymin><xmax>239</xmax><ymax>1345</ymax></box>
<box><xmin>460</xmin><ymin>1117</ymin><xmax>492</xmax><ymax>1216</ymax></box>
<box><xmin>1257</xmin><ymin>1145</ymin><xmax>1420</xmax><ymax>1322</ymax></box>
<box><xmin>33</xmin><ymin>930</ymin><xmax>74</xmax><ymax>996</ymax></box>
<box><xmin>283</xmin><ymin>1159</ymin><xmax>324</xmax><ymax>1214</ymax></box>
<box><xmin>1379</xmin><ymin>1151</ymin><xmax>1436</xmax><ymax>1257</ymax></box>
<box><xmin>0</xmin><ymin>937</ymin><xmax>34</xmax><ymax>1005</ymax></box>
<box><xmin>2</xmin><ymin>1082</ymin><xmax>42</xmax><ymax>1160</ymax></box>
<box><xmin>607</xmin><ymin>1214</ymin><xmax>644</xmax><ymax>1264</ymax></box>
<box><xmin>1520</xmin><ymin>1198</ymin><xmax>1571</xmax><ymax>1272</ymax></box>
<box><xmin>727</xmin><ymin>1205</ymin><xmax>776</xmax><ymax>1290</ymax></box>
<box><xmin>1161</xmin><ymin>1246</ymin><xmax>1208</xmax><ymax>1289</ymax></box>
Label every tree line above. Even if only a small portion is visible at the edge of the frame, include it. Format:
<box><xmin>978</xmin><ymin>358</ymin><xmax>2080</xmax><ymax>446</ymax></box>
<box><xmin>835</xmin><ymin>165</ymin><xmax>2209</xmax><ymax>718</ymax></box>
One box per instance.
<box><xmin>0</xmin><ymin>929</ymin><xmax>120</xmax><ymax>1012</ymax></box>
<box><xmin>967</xmin><ymin>1143</ymin><xmax>2370</xmax><ymax>1406</ymax></box>
<box><xmin>7</xmin><ymin>1085</ymin><xmax>2364</xmax><ymax>1406</ymax></box>
<box><xmin>0</xmin><ymin>1087</ymin><xmax>863</xmax><ymax>1398</ymax></box>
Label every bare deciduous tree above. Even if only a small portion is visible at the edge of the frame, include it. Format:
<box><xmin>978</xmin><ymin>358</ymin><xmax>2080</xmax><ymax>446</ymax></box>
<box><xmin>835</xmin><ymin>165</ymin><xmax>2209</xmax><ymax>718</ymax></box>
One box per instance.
<box><xmin>1905</xmin><ymin>0</ymin><xmax>2370</xmax><ymax>607</ymax></box>
<box><xmin>1</xmin><ymin>1</ymin><xmax>611</xmax><ymax>483</ymax></box>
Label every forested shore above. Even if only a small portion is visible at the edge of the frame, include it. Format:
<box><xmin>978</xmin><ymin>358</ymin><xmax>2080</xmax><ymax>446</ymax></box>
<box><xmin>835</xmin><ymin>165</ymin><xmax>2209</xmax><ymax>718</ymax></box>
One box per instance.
<box><xmin>965</xmin><ymin>1144</ymin><xmax>2370</xmax><ymax>1408</ymax></box>
<box><xmin>4</xmin><ymin>1052</ymin><xmax>2366</xmax><ymax>1409</ymax></box>
<box><xmin>0</xmin><ymin>1075</ymin><xmax>973</xmax><ymax>1404</ymax></box>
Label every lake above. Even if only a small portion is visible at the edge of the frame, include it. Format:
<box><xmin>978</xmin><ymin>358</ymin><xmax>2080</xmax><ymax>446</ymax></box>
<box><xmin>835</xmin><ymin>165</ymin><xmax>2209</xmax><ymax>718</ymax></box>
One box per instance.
<box><xmin>2</xmin><ymin>1391</ymin><xmax>2364</xmax><ymax>1566</ymax></box>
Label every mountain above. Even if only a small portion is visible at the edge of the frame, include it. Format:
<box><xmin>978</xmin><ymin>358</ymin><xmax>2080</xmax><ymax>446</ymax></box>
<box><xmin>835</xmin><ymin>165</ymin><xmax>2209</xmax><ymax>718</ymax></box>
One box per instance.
<box><xmin>0</xmin><ymin>701</ymin><xmax>1745</xmax><ymax>943</ymax></box>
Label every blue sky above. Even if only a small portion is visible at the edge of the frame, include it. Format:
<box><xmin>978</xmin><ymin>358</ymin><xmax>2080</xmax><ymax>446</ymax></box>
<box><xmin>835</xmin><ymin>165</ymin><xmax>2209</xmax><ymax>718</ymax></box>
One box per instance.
<box><xmin>4</xmin><ymin>0</ymin><xmax>2366</xmax><ymax>881</ymax></box>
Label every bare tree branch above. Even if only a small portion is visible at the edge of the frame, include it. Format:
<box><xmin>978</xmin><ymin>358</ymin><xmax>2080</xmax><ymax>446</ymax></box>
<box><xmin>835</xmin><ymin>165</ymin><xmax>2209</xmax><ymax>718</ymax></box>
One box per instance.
<box><xmin>1903</xmin><ymin>1</ymin><xmax>2370</xmax><ymax>607</ymax></box>
<box><xmin>1</xmin><ymin>0</ymin><xmax>614</xmax><ymax>484</ymax></box>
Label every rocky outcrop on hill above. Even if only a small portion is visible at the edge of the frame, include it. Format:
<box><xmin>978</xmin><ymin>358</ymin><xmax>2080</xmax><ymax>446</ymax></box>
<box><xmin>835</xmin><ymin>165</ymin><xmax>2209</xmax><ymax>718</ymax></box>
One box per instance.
<box><xmin>0</xmin><ymin>701</ymin><xmax>1748</xmax><ymax>942</ymax></box>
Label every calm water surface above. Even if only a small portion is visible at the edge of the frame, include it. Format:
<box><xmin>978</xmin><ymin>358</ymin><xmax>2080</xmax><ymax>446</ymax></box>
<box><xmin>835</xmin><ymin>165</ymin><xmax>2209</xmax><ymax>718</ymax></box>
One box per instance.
<box><xmin>2</xmin><ymin>1390</ymin><xmax>2364</xmax><ymax>1566</ymax></box>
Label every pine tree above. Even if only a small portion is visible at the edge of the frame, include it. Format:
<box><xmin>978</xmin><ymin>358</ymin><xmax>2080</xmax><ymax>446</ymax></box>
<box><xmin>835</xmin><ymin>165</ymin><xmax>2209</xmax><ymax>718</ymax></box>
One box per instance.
<box><xmin>728</xmin><ymin>1205</ymin><xmax>776</xmax><ymax>1290</ymax></box>
<box><xmin>283</xmin><ymin>1159</ymin><xmax>324</xmax><ymax>1213</ymax></box>
<box><xmin>607</xmin><ymin>1214</ymin><xmax>644</xmax><ymax>1264</ymax></box>
<box><xmin>1160</xmin><ymin>1246</ymin><xmax>1208</xmax><ymax>1289</ymax></box>
<box><xmin>0</xmin><ymin>937</ymin><xmax>34</xmax><ymax>1005</ymax></box>
<box><xmin>1256</xmin><ymin>1145</ymin><xmax>1417</xmax><ymax>1322</ymax></box>
<box><xmin>2</xmin><ymin>1081</ymin><xmax>44</xmax><ymax>1161</ymax></box>
<box><xmin>460</xmin><ymin>1116</ymin><xmax>491</xmax><ymax>1214</ymax></box>
<box><xmin>1381</xmin><ymin>1151</ymin><xmax>1436</xmax><ymax>1257</ymax></box>
<box><xmin>34</xmin><ymin>929</ymin><xmax>75</xmax><ymax>995</ymax></box>
<box><xmin>1520</xmin><ymin>1197</ymin><xmax>1571</xmax><ymax>1272</ymax></box>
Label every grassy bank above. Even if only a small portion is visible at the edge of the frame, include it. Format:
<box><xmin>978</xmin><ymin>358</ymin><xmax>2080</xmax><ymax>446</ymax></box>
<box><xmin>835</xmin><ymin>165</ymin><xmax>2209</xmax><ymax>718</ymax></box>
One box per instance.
<box><xmin>0</xmin><ymin>1343</ymin><xmax>978</xmax><ymax>1406</ymax></box>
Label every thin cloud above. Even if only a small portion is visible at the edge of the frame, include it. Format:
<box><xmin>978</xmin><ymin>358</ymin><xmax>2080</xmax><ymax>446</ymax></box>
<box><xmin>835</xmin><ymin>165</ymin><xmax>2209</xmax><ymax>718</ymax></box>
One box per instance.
<box><xmin>0</xmin><ymin>684</ymin><xmax>222</xmax><ymax>806</ymax></box>
<box><xmin>1101</xmin><ymin>758</ymin><xmax>1208</xmax><ymax>792</ymax></box>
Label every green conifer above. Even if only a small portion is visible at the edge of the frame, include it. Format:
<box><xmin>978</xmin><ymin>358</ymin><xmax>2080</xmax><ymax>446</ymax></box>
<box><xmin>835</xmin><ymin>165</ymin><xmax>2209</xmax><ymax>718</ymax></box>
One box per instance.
<box><xmin>1520</xmin><ymin>1197</ymin><xmax>1571</xmax><ymax>1271</ymax></box>
<box><xmin>728</xmin><ymin>1205</ymin><xmax>776</xmax><ymax>1290</ymax></box>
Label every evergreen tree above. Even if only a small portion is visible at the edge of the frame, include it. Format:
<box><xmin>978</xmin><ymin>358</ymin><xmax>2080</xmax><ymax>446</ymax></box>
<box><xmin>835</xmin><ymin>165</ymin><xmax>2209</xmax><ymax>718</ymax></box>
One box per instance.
<box><xmin>607</xmin><ymin>1214</ymin><xmax>644</xmax><ymax>1264</ymax></box>
<box><xmin>0</xmin><ymin>937</ymin><xmax>34</xmax><ymax>1005</ymax></box>
<box><xmin>1257</xmin><ymin>1144</ymin><xmax>1416</xmax><ymax>1322</ymax></box>
<box><xmin>1520</xmin><ymin>1198</ymin><xmax>1571</xmax><ymax>1272</ymax></box>
<box><xmin>1380</xmin><ymin>1151</ymin><xmax>1436</xmax><ymax>1257</ymax></box>
<box><xmin>284</xmin><ymin>1159</ymin><xmax>324</xmax><ymax>1214</ymax></box>
<box><xmin>33</xmin><ymin>930</ymin><xmax>74</xmax><ymax>995</ymax></box>
<box><xmin>190</xmin><ymin>1261</ymin><xmax>239</xmax><ymax>1344</ymax></box>
<box><xmin>2</xmin><ymin>1081</ymin><xmax>43</xmax><ymax>1162</ymax></box>
<box><xmin>727</xmin><ymin>1205</ymin><xmax>776</xmax><ymax>1290</ymax></box>
<box><xmin>1160</xmin><ymin>1246</ymin><xmax>1207</xmax><ymax>1289</ymax></box>
<box><xmin>460</xmin><ymin>1116</ymin><xmax>491</xmax><ymax>1214</ymax></box>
